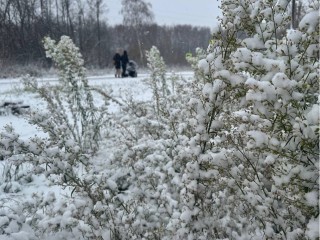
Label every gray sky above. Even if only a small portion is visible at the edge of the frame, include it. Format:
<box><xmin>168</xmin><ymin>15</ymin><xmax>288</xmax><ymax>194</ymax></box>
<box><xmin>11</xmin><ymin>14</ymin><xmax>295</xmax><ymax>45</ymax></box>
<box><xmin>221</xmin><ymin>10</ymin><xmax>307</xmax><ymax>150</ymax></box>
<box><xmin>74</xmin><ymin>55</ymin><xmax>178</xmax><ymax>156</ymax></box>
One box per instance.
<box><xmin>106</xmin><ymin>0</ymin><xmax>221</xmax><ymax>28</ymax></box>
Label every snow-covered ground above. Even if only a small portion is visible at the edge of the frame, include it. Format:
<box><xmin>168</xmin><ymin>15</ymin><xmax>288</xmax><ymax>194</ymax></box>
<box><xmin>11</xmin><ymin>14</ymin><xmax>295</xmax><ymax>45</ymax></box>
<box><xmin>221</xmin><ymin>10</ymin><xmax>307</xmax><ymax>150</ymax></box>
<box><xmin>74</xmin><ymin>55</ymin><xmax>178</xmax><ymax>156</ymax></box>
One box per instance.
<box><xmin>0</xmin><ymin>74</ymin><xmax>149</xmax><ymax>139</ymax></box>
<box><xmin>0</xmin><ymin>72</ymin><xmax>192</xmax><ymax>138</ymax></box>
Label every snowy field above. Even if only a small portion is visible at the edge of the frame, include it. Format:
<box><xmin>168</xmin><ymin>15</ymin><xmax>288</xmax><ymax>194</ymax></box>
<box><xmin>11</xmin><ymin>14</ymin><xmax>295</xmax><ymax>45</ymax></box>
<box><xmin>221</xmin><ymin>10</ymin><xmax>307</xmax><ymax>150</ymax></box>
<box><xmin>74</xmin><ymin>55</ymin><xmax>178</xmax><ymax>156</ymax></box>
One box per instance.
<box><xmin>0</xmin><ymin>72</ymin><xmax>192</xmax><ymax>139</ymax></box>
<box><xmin>0</xmin><ymin>74</ymin><xmax>151</xmax><ymax>140</ymax></box>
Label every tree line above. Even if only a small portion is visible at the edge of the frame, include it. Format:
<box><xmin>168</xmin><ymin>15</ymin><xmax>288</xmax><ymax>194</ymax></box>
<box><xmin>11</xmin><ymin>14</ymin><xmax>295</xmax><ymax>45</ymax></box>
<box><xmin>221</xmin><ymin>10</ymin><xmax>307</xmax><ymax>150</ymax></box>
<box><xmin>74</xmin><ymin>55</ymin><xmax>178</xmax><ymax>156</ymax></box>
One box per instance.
<box><xmin>0</xmin><ymin>0</ymin><xmax>212</xmax><ymax>68</ymax></box>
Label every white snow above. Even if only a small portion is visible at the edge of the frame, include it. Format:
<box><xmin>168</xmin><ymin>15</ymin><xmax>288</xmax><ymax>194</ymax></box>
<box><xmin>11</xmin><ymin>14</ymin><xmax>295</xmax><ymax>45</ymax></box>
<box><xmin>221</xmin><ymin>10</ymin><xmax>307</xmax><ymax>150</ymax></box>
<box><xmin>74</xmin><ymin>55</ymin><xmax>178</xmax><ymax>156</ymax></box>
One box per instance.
<box><xmin>306</xmin><ymin>104</ymin><xmax>320</xmax><ymax>125</ymax></box>
<box><xmin>305</xmin><ymin>191</ymin><xmax>319</xmax><ymax>207</ymax></box>
<box><xmin>198</xmin><ymin>59</ymin><xmax>210</xmax><ymax>74</ymax></box>
<box><xmin>271</xmin><ymin>73</ymin><xmax>296</xmax><ymax>89</ymax></box>
<box><xmin>306</xmin><ymin>217</ymin><xmax>320</xmax><ymax>240</ymax></box>
<box><xmin>299</xmin><ymin>11</ymin><xmax>319</xmax><ymax>34</ymax></box>
<box><xmin>246</xmin><ymin>130</ymin><xmax>268</xmax><ymax>148</ymax></box>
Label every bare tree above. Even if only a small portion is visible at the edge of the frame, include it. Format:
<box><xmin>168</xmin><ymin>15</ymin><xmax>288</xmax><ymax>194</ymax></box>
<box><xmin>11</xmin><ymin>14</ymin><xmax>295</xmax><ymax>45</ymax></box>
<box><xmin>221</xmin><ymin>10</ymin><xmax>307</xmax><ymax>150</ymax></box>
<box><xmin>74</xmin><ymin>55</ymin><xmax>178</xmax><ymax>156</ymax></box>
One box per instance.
<box><xmin>0</xmin><ymin>0</ymin><xmax>211</xmax><ymax>69</ymax></box>
<box><xmin>61</xmin><ymin>0</ymin><xmax>74</xmax><ymax>39</ymax></box>
<box><xmin>86</xmin><ymin>0</ymin><xmax>106</xmax><ymax>67</ymax></box>
<box><xmin>121</xmin><ymin>0</ymin><xmax>154</xmax><ymax>66</ymax></box>
<box><xmin>76</xmin><ymin>0</ymin><xmax>85</xmax><ymax>52</ymax></box>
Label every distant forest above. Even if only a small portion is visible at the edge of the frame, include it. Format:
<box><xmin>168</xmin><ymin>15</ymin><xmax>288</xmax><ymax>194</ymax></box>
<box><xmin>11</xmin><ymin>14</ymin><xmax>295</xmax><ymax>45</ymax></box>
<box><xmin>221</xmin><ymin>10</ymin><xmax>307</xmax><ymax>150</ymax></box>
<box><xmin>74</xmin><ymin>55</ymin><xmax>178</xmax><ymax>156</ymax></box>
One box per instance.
<box><xmin>0</xmin><ymin>0</ymin><xmax>212</xmax><ymax>69</ymax></box>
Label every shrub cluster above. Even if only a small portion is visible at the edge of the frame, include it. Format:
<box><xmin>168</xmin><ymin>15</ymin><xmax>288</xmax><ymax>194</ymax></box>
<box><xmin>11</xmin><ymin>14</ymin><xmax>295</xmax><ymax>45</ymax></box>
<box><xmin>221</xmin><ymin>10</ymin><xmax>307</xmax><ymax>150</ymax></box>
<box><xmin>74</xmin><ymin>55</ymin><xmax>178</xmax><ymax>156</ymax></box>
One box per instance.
<box><xmin>0</xmin><ymin>0</ymin><xmax>318</xmax><ymax>239</ymax></box>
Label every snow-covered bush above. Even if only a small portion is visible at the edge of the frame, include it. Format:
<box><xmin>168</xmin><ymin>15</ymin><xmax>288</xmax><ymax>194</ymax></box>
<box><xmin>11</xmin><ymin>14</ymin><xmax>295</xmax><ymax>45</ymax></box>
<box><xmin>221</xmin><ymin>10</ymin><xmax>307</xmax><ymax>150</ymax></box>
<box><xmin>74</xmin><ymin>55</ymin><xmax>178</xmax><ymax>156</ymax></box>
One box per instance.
<box><xmin>0</xmin><ymin>197</ymin><xmax>36</xmax><ymax>240</ymax></box>
<box><xmin>94</xmin><ymin>46</ymin><xmax>190</xmax><ymax>239</ymax></box>
<box><xmin>0</xmin><ymin>36</ymin><xmax>111</xmax><ymax>239</ymax></box>
<box><xmin>144</xmin><ymin>46</ymin><xmax>170</xmax><ymax>117</ymax></box>
<box><xmin>0</xmin><ymin>0</ymin><xmax>319</xmax><ymax>239</ymax></box>
<box><xmin>172</xmin><ymin>0</ymin><xmax>319</xmax><ymax>239</ymax></box>
<box><xmin>28</xmin><ymin>36</ymin><xmax>107</xmax><ymax>155</ymax></box>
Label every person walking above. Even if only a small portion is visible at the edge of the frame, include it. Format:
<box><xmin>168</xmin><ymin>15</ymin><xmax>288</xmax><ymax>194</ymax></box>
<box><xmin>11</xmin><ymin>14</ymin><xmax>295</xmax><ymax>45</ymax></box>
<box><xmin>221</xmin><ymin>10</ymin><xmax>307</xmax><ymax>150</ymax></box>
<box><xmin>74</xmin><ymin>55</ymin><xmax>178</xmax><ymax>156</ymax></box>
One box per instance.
<box><xmin>120</xmin><ymin>50</ymin><xmax>129</xmax><ymax>77</ymax></box>
<box><xmin>113</xmin><ymin>49</ymin><xmax>121</xmax><ymax>78</ymax></box>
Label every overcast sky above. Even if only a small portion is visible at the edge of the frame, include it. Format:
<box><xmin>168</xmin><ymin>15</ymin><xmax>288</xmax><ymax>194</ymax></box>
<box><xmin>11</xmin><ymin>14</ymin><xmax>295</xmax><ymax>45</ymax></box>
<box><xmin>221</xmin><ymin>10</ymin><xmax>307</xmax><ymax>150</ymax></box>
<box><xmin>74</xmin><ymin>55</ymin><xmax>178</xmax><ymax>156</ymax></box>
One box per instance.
<box><xmin>106</xmin><ymin>0</ymin><xmax>221</xmax><ymax>28</ymax></box>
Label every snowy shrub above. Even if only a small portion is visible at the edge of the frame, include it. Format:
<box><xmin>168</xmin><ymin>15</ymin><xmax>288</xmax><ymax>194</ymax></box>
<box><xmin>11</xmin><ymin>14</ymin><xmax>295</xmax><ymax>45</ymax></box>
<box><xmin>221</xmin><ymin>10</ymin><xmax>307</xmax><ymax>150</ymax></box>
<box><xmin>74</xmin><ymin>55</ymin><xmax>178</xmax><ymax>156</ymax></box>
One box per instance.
<box><xmin>28</xmin><ymin>36</ymin><xmax>107</xmax><ymax>155</ymax></box>
<box><xmin>144</xmin><ymin>46</ymin><xmax>170</xmax><ymax>116</ymax></box>
<box><xmin>0</xmin><ymin>197</ymin><xmax>36</xmax><ymax>240</ymax></box>
<box><xmin>0</xmin><ymin>38</ymin><xmax>191</xmax><ymax>240</ymax></box>
<box><xmin>171</xmin><ymin>0</ymin><xmax>319</xmax><ymax>239</ymax></box>
<box><xmin>94</xmin><ymin>46</ymin><xmax>191</xmax><ymax>239</ymax></box>
<box><xmin>0</xmin><ymin>36</ymin><xmax>111</xmax><ymax>239</ymax></box>
<box><xmin>0</xmin><ymin>1</ymin><xmax>319</xmax><ymax>239</ymax></box>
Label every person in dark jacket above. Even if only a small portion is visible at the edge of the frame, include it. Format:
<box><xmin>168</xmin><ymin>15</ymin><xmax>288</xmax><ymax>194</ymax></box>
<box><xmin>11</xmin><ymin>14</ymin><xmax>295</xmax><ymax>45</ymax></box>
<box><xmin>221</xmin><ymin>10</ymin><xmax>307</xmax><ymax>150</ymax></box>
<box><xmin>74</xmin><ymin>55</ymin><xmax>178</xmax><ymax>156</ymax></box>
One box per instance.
<box><xmin>113</xmin><ymin>49</ymin><xmax>121</xmax><ymax>78</ymax></box>
<box><xmin>120</xmin><ymin>50</ymin><xmax>129</xmax><ymax>77</ymax></box>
